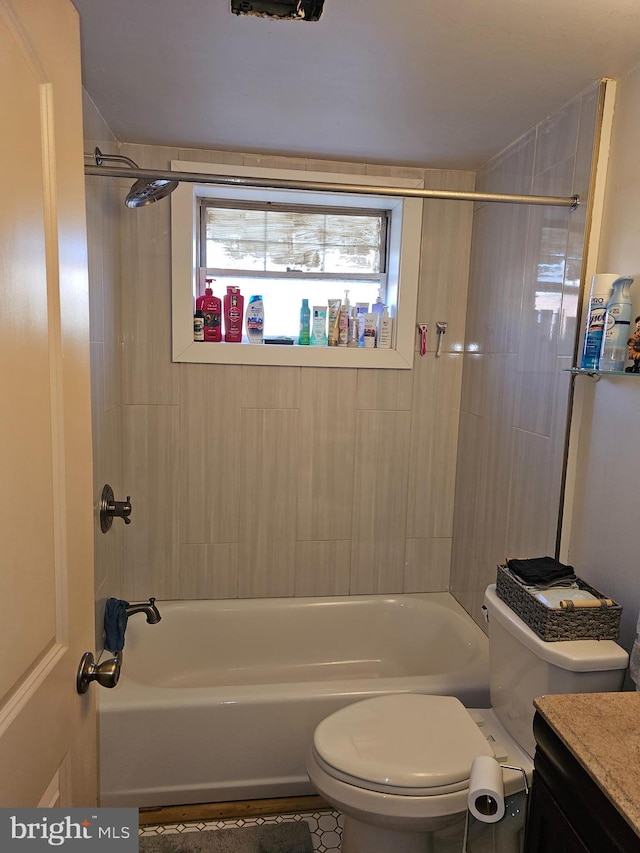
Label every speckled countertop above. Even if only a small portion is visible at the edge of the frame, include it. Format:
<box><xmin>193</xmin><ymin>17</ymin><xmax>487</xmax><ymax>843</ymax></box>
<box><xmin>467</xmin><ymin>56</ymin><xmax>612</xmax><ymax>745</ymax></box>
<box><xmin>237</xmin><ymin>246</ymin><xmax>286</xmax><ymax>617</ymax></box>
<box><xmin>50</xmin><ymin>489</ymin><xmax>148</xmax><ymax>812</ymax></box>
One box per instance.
<box><xmin>534</xmin><ymin>692</ymin><xmax>640</xmax><ymax>836</ymax></box>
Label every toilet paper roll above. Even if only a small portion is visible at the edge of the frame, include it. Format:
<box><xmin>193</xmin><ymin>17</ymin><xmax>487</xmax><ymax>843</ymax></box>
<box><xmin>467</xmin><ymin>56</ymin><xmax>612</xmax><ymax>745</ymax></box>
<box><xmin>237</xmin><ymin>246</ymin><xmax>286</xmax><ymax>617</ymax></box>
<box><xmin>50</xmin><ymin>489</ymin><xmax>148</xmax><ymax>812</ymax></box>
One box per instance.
<box><xmin>468</xmin><ymin>755</ymin><xmax>505</xmax><ymax>824</ymax></box>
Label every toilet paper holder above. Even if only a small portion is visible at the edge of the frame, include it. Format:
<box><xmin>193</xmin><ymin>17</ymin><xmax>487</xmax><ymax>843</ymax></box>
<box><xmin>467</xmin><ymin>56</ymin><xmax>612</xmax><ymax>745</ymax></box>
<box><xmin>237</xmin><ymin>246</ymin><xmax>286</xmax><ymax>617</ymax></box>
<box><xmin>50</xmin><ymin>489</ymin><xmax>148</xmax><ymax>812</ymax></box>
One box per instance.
<box><xmin>462</xmin><ymin>761</ymin><xmax>530</xmax><ymax>852</ymax></box>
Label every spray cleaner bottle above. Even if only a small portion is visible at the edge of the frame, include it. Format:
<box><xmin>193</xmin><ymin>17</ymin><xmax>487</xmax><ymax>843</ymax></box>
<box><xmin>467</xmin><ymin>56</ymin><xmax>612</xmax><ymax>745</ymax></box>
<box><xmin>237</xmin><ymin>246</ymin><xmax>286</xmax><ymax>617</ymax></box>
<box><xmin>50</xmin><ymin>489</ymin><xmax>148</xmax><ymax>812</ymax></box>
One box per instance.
<box><xmin>580</xmin><ymin>273</ymin><xmax>618</xmax><ymax>370</ymax></box>
<box><xmin>599</xmin><ymin>276</ymin><xmax>634</xmax><ymax>371</ymax></box>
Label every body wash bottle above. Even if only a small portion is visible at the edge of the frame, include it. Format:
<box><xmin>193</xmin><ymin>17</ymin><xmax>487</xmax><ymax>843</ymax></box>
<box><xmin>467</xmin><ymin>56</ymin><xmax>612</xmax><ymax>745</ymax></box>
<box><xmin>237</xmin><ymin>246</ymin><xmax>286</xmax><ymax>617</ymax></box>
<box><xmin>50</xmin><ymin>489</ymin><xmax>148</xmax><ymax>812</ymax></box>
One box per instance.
<box><xmin>224</xmin><ymin>286</ymin><xmax>244</xmax><ymax>342</ymax></box>
<box><xmin>299</xmin><ymin>298</ymin><xmax>310</xmax><ymax>345</ymax></box>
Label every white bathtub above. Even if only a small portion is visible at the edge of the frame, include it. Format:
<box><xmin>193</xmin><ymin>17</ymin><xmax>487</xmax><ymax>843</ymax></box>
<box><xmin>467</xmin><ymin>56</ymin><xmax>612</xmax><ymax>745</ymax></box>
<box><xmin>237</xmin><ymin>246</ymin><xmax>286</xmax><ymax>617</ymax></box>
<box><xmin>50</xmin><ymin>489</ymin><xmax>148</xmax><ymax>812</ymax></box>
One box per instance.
<box><xmin>99</xmin><ymin>592</ymin><xmax>489</xmax><ymax>808</ymax></box>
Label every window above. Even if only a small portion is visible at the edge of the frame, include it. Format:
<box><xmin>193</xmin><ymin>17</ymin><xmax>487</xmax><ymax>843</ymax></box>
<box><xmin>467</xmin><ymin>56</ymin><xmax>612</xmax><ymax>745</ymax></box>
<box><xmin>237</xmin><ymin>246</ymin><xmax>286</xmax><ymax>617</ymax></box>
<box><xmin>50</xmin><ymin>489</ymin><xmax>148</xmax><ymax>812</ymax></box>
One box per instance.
<box><xmin>199</xmin><ymin>200</ymin><xmax>388</xmax><ymax>339</ymax></box>
<box><xmin>171</xmin><ymin>161</ymin><xmax>423</xmax><ymax>368</ymax></box>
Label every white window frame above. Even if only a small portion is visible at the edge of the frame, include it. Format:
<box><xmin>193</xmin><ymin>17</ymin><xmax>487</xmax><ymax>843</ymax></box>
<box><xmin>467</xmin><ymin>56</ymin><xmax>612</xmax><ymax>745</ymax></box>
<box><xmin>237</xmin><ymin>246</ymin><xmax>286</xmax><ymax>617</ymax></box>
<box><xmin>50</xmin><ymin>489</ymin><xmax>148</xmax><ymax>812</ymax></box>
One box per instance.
<box><xmin>171</xmin><ymin>160</ymin><xmax>423</xmax><ymax>369</ymax></box>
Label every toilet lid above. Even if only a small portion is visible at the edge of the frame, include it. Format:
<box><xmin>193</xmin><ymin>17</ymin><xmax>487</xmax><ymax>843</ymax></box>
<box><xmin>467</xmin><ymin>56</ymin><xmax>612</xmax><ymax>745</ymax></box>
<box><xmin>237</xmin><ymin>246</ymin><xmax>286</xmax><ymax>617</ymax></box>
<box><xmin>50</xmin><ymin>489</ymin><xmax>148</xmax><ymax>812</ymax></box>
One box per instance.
<box><xmin>313</xmin><ymin>694</ymin><xmax>496</xmax><ymax>796</ymax></box>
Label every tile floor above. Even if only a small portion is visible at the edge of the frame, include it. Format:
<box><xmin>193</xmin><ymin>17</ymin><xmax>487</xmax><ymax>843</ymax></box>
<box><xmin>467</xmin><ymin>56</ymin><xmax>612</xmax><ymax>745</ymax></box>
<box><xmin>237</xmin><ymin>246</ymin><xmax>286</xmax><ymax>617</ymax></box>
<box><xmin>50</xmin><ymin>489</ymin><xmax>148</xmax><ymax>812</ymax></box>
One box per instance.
<box><xmin>139</xmin><ymin>809</ymin><xmax>344</xmax><ymax>852</ymax></box>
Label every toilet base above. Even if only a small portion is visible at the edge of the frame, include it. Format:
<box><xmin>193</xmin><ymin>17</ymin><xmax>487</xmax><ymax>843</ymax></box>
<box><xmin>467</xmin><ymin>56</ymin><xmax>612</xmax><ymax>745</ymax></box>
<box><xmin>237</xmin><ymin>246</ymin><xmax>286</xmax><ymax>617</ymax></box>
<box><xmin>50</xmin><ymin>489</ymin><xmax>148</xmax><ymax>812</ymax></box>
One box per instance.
<box><xmin>341</xmin><ymin>814</ymin><xmax>467</xmax><ymax>853</ymax></box>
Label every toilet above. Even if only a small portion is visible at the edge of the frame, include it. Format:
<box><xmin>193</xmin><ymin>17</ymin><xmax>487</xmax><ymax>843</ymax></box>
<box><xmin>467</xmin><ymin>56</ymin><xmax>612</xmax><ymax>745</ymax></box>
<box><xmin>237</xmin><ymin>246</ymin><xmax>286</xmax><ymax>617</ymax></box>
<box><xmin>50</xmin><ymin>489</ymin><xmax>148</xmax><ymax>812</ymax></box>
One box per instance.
<box><xmin>306</xmin><ymin>584</ymin><xmax>629</xmax><ymax>853</ymax></box>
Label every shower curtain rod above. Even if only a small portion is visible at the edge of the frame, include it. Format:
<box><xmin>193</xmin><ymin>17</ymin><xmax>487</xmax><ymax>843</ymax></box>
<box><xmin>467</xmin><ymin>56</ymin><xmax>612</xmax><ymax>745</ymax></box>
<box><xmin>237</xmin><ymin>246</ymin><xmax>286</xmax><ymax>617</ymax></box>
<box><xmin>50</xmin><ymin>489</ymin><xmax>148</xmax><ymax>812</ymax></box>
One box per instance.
<box><xmin>84</xmin><ymin>164</ymin><xmax>580</xmax><ymax>209</ymax></box>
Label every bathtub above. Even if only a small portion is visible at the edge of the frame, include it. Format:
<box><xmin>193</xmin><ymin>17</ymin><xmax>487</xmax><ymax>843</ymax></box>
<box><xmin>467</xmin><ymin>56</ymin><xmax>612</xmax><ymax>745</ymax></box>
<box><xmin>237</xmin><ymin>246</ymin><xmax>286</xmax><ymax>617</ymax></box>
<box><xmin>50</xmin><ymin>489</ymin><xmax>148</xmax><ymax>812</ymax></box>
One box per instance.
<box><xmin>99</xmin><ymin>592</ymin><xmax>489</xmax><ymax>808</ymax></box>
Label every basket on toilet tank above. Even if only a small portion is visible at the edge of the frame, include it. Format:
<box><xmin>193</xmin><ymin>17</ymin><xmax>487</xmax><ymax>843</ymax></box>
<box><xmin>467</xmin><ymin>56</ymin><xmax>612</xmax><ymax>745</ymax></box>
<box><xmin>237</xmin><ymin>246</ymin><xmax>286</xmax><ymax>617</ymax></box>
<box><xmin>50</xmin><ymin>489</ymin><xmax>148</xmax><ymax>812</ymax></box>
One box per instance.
<box><xmin>496</xmin><ymin>565</ymin><xmax>622</xmax><ymax>641</ymax></box>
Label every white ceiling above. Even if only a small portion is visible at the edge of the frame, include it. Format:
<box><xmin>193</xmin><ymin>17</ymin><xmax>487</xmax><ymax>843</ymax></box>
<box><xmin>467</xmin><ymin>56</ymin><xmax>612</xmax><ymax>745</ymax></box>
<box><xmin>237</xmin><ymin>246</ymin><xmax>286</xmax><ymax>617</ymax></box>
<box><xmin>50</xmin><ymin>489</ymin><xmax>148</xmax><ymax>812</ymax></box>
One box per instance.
<box><xmin>72</xmin><ymin>0</ymin><xmax>640</xmax><ymax>170</ymax></box>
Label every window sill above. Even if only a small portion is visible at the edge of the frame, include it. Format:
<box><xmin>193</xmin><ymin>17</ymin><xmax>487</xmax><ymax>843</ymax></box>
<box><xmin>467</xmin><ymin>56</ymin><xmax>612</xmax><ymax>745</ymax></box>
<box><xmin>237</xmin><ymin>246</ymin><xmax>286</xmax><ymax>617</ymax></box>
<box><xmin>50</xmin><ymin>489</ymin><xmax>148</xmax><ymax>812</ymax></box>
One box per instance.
<box><xmin>174</xmin><ymin>340</ymin><xmax>414</xmax><ymax>369</ymax></box>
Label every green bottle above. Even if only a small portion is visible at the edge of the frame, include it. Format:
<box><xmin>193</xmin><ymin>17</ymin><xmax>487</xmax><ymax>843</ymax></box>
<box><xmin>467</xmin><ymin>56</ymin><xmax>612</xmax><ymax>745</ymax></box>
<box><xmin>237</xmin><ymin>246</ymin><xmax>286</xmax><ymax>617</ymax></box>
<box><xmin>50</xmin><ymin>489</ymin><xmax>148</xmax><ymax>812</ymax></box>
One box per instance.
<box><xmin>298</xmin><ymin>298</ymin><xmax>310</xmax><ymax>345</ymax></box>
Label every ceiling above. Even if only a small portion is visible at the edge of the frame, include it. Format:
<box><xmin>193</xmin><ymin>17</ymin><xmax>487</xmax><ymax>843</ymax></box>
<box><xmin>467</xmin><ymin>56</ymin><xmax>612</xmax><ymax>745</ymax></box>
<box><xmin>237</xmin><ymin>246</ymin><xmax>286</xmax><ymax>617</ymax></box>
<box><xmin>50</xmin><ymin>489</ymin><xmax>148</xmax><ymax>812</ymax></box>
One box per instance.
<box><xmin>72</xmin><ymin>0</ymin><xmax>640</xmax><ymax>170</ymax></box>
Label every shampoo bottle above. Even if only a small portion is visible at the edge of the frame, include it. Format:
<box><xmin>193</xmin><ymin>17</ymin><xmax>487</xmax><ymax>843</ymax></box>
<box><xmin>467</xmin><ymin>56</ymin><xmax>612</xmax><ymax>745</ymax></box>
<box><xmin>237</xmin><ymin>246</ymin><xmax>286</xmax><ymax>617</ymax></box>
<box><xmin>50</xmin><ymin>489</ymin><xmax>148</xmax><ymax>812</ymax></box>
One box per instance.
<box><xmin>224</xmin><ymin>286</ymin><xmax>244</xmax><ymax>343</ymax></box>
<box><xmin>245</xmin><ymin>295</ymin><xmax>264</xmax><ymax>344</ymax></box>
<box><xmin>196</xmin><ymin>278</ymin><xmax>222</xmax><ymax>342</ymax></box>
<box><xmin>580</xmin><ymin>273</ymin><xmax>618</xmax><ymax>369</ymax></box>
<box><xmin>299</xmin><ymin>298</ymin><xmax>311</xmax><ymax>345</ymax></box>
<box><xmin>600</xmin><ymin>276</ymin><xmax>634</xmax><ymax>371</ymax></box>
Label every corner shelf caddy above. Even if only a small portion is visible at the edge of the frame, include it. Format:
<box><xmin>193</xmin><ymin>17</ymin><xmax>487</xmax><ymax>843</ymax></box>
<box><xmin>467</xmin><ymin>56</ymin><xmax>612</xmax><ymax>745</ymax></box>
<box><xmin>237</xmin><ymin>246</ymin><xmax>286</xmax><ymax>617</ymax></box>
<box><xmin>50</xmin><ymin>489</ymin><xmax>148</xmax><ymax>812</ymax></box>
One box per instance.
<box><xmin>566</xmin><ymin>367</ymin><xmax>640</xmax><ymax>381</ymax></box>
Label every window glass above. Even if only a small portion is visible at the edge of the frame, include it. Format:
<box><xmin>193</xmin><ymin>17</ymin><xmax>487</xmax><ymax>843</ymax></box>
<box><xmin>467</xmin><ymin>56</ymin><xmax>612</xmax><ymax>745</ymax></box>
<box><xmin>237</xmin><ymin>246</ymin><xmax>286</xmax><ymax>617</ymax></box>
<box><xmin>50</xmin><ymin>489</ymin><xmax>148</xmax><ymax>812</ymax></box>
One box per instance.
<box><xmin>200</xmin><ymin>201</ymin><xmax>387</xmax><ymax>340</ymax></box>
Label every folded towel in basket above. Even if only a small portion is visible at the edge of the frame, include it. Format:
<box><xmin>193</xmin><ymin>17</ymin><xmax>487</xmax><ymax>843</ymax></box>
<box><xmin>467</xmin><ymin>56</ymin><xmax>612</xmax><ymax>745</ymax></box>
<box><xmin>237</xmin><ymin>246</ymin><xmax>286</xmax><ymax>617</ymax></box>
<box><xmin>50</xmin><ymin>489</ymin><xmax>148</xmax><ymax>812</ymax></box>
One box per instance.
<box><xmin>104</xmin><ymin>597</ymin><xmax>129</xmax><ymax>653</ymax></box>
<box><xmin>506</xmin><ymin>556</ymin><xmax>576</xmax><ymax>587</ymax></box>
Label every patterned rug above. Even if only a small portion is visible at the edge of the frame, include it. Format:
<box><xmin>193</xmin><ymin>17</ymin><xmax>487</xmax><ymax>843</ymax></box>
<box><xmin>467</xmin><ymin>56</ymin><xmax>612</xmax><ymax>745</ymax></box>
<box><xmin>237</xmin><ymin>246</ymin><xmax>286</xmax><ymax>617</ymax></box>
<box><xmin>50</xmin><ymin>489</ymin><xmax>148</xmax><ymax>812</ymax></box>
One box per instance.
<box><xmin>138</xmin><ymin>821</ymin><xmax>313</xmax><ymax>853</ymax></box>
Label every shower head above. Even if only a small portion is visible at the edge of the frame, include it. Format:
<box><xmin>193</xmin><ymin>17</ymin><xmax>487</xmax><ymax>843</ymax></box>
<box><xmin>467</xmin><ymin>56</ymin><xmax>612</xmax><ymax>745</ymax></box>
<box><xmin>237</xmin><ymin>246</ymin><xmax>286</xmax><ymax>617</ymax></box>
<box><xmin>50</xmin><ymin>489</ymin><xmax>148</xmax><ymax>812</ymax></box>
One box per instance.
<box><xmin>92</xmin><ymin>147</ymin><xmax>179</xmax><ymax>208</ymax></box>
<box><xmin>124</xmin><ymin>176</ymin><xmax>179</xmax><ymax>208</ymax></box>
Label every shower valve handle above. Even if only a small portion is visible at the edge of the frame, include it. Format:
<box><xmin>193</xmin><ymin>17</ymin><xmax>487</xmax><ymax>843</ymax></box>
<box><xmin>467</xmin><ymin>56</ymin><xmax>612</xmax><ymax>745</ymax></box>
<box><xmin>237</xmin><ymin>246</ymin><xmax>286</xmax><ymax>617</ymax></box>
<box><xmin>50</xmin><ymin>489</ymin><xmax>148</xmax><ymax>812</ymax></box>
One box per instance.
<box><xmin>99</xmin><ymin>484</ymin><xmax>132</xmax><ymax>532</ymax></box>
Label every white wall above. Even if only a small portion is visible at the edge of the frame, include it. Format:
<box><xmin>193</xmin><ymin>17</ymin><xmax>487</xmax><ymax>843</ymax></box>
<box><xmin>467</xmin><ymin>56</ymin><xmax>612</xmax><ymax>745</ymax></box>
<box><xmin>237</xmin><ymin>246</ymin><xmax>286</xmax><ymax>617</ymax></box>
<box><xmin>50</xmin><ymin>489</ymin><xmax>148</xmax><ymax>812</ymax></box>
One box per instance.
<box><xmin>568</xmin><ymin>64</ymin><xmax>640</xmax><ymax>653</ymax></box>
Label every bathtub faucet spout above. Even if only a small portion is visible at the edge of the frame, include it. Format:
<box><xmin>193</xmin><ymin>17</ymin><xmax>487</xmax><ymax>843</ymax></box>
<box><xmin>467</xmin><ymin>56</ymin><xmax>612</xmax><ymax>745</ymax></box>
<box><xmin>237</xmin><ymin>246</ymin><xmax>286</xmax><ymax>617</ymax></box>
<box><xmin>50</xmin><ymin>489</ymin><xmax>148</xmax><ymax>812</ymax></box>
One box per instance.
<box><xmin>125</xmin><ymin>597</ymin><xmax>161</xmax><ymax>624</ymax></box>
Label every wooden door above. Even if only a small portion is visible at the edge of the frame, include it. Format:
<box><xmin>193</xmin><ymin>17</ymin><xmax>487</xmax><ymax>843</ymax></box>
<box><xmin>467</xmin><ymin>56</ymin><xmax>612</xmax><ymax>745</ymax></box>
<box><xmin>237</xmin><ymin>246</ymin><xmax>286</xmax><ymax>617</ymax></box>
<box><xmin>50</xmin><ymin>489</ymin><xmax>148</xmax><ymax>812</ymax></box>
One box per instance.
<box><xmin>0</xmin><ymin>0</ymin><xmax>97</xmax><ymax>806</ymax></box>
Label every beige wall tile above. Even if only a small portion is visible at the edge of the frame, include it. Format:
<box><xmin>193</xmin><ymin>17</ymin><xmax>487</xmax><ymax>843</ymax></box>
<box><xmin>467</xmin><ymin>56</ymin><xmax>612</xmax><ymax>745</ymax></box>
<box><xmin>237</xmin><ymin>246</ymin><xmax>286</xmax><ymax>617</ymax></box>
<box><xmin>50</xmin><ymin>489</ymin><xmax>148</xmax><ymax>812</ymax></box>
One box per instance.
<box><xmin>180</xmin><ymin>364</ymin><xmax>242</xmax><ymax>544</ymax></box>
<box><xmin>122</xmin><ymin>405</ymin><xmax>181</xmax><ymax>600</ymax></box>
<box><xmin>294</xmin><ymin>540</ymin><xmax>351</xmax><ymax>596</ymax></box>
<box><xmin>178</xmin><ymin>543</ymin><xmax>239</xmax><ymax>599</ymax></box>
<box><xmin>356</xmin><ymin>369</ymin><xmax>413</xmax><ymax>411</ymax></box>
<box><xmin>403</xmin><ymin>538</ymin><xmax>451</xmax><ymax>592</ymax></box>
<box><xmin>296</xmin><ymin>368</ymin><xmax>357</xmax><ymax>541</ymax></box>
<box><xmin>417</xmin><ymin>172</ymin><xmax>475</xmax><ymax>356</ymax></box>
<box><xmin>505</xmin><ymin>428</ymin><xmax>555</xmax><ymax>558</ymax></box>
<box><xmin>237</xmin><ymin>409</ymin><xmax>300</xmax><ymax>597</ymax></box>
<box><xmin>350</xmin><ymin>410</ymin><xmax>411</xmax><ymax>593</ymax></box>
<box><xmin>240</xmin><ymin>365</ymin><xmax>300</xmax><ymax>409</ymax></box>
<box><xmin>121</xmin><ymin>199</ymin><xmax>180</xmax><ymax>405</ymax></box>
<box><xmin>406</xmin><ymin>354</ymin><xmax>463</xmax><ymax>539</ymax></box>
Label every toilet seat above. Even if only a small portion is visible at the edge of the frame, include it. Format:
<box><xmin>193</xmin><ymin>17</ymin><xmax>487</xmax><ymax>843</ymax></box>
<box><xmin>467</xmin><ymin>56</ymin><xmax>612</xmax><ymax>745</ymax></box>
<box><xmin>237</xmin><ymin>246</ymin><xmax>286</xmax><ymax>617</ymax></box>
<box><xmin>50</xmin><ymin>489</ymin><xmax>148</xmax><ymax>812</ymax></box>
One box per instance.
<box><xmin>312</xmin><ymin>694</ymin><xmax>496</xmax><ymax>796</ymax></box>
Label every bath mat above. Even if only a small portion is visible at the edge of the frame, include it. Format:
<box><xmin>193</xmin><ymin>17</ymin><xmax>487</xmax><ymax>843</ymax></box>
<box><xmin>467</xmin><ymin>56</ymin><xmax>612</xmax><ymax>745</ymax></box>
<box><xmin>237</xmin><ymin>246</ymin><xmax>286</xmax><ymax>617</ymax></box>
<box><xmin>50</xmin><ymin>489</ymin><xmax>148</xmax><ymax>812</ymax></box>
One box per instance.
<box><xmin>138</xmin><ymin>821</ymin><xmax>313</xmax><ymax>853</ymax></box>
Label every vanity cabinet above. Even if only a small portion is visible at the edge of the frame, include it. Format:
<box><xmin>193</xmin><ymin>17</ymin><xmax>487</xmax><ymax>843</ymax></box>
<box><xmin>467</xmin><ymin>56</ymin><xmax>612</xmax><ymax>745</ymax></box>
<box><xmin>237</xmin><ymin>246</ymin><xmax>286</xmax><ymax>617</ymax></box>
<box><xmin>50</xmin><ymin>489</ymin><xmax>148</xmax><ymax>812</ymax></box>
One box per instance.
<box><xmin>524</xmin><ymin>712</ymin><xmax>640</xmax><ymax>853</ymax></box>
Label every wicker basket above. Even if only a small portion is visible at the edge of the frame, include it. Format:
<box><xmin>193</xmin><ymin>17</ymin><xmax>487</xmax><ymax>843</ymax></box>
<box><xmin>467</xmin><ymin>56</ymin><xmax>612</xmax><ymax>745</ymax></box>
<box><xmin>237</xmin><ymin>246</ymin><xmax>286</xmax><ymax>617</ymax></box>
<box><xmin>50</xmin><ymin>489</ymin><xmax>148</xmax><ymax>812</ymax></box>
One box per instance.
<box><xmin>496</xmin><ymin>565</ymin><xmax>622</xmax><ymax>641</ymax></box>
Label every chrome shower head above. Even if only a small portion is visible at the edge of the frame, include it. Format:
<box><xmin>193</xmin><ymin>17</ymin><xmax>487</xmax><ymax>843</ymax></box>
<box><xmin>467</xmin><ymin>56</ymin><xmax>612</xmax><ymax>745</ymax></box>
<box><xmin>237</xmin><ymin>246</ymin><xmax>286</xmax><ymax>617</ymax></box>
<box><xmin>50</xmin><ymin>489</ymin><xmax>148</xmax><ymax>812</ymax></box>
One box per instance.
<box><xmin>92</xmin><ymin>147</ymin><xmax>178</xmax><ymax>208</ymax></box>
<box><xmin>125</xmin><ymin>176</ymin><xmax>179</xmax><ymax>208</ymax></box>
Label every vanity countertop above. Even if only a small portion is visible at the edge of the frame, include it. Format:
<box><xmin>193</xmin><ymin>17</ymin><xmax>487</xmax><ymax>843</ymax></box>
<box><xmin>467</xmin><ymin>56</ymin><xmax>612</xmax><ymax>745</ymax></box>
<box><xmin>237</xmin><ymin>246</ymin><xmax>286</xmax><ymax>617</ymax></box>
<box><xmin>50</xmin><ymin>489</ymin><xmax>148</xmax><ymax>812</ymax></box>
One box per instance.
<box><xmin>534</xmin><ymin>692</ymin><xmax>640</xmax><ymax>837</ymax></box>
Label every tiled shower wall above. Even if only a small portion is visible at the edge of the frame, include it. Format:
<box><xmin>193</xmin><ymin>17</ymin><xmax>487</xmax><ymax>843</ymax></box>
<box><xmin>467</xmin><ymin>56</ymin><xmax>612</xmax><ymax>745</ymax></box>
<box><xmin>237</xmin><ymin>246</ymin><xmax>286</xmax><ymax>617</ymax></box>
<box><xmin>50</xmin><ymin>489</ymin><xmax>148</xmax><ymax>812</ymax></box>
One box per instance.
<box><xmin>450</xmin><ymin>83</ymin><xmax>601</xmax><ymax>623</ymax></box>
<box><xmin>118</xmin><ymin>147</ymin><xmax>474</xmax><ymax>602</ymax></box>
<box><xmin>83</xmin><ymin>92</ymin><xmax>126</xmax><ymax>643</ymax></box>
<box><xmin>84</xmin><ymin>102</ymin><xmax>475</xmax><ymax>605</ymax></box>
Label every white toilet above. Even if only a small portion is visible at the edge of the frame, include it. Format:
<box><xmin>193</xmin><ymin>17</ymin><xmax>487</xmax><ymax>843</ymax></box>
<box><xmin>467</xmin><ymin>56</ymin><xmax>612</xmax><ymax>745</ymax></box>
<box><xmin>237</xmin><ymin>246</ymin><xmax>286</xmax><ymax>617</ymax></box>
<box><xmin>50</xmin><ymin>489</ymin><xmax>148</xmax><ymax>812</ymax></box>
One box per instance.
<box><xmin>306</xmin><ymin>584</ymin><xmax>629</xmax><ymax>853</ymax></box>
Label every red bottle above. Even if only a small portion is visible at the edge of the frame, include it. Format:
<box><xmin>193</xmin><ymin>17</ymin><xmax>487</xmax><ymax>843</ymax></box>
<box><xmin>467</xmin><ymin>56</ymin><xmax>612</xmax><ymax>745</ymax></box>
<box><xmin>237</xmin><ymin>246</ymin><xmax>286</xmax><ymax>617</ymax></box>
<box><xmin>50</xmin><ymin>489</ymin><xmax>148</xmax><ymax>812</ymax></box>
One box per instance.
<box><xmin>224</xmin><ymin>286</ymin><xmax>244</xmax><ymax>343</ymax></box>
<box><xmin>196</xmin><ymin>279</ymin><xmax>222</xmax><ymax>342</ymax></box>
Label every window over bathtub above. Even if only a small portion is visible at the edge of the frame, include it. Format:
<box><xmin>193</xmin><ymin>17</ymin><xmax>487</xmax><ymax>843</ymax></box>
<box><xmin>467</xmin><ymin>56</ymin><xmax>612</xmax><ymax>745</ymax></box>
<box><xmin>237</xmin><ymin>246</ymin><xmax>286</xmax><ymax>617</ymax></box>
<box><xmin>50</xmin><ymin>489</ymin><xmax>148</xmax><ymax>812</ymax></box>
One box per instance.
<box><xmin>170</xmin><ymin>161</ymin><xmax>423</xmax><ymax>369</ymax></box>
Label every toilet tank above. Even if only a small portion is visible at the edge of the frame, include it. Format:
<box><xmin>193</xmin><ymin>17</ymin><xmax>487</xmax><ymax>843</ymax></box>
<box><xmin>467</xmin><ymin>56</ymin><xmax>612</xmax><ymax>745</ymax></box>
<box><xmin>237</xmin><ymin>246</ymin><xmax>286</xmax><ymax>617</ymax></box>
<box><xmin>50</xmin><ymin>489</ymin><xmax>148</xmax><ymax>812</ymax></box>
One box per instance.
<box><xmin>484</xmin><ymin>585</ymin><xmax>628</xmax><ymax>758</ymax></box>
